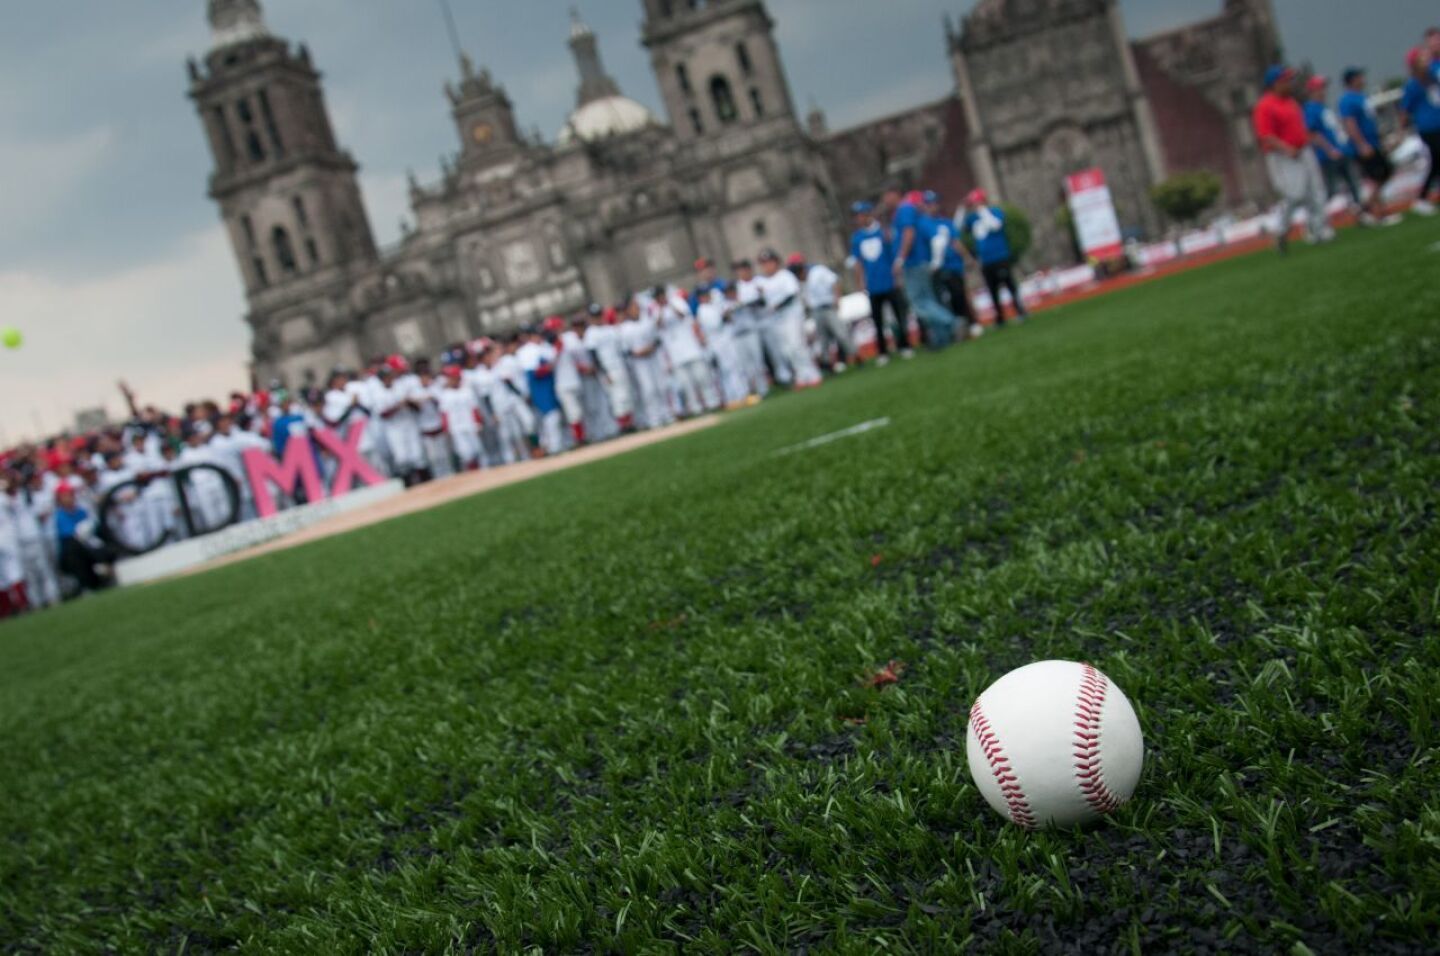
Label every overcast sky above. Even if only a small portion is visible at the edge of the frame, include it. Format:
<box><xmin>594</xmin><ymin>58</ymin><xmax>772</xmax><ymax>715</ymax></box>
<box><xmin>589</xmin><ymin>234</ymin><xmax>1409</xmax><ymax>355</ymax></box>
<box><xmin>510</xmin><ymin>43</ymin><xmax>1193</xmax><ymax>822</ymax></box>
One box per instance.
<box><xmin>0</xmin><ymin>0</ymin><xmax>1432</xmax><ymax>441</ymax></box>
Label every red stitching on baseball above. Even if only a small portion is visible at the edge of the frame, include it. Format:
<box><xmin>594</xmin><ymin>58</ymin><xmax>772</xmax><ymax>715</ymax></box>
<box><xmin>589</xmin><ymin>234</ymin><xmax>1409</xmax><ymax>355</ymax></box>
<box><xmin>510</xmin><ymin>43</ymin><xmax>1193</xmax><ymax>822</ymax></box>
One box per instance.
<box><xmin>1073</xmin><ymin>663</ymin><xmax>1124</xmax><ymax>815</ymax></box>
<box><xmin>970</xmin><ymin>700</ymin><xmax>1037</xmax><ymax>828</ymax></box>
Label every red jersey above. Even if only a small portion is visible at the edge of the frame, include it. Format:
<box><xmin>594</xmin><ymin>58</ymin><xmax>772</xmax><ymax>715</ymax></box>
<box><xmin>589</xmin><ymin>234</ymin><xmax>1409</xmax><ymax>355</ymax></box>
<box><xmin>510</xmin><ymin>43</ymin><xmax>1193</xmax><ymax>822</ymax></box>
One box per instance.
<box><xmin>1252</xmin><ymin>92</ymin><xmax>1308</xmax><ymax>152</ymax></box>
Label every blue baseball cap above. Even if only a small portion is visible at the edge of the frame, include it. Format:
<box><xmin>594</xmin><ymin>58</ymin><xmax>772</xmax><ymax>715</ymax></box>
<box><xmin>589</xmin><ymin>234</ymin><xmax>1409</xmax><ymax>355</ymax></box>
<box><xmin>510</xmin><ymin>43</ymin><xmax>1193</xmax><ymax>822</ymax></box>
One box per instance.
<box><xmin>1263</xmin><ymin>64</ymin><xmax>1295</xmax><ymax>88</ymax></box>
<box><xmin>1341</xmin><ymin>66</ymin><xmax>1365</xmax><ymax>84</ymax></box>
<box><xmin>850</xmin><ymin>200</ymin><xmax>874</xmax><ymax>215</ymax></box>
<box><xmin>922</xmin><ymin>190</ymin><xmax>939</xmax><ymax>204</ymax></box>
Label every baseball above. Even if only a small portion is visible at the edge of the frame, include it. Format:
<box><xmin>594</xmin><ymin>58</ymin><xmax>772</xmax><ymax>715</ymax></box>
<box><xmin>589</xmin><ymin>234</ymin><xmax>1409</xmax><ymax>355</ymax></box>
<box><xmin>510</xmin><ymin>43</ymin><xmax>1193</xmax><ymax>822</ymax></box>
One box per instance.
<box><xmin>966</xmin><ymin>660</ymin><xmax>1144</xmax><ymax>829</ymax></box>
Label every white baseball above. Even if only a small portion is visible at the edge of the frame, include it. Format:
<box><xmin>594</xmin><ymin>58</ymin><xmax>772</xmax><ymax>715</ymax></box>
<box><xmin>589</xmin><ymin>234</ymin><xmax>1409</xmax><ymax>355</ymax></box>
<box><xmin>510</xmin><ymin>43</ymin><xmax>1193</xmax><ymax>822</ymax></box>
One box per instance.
<box><xmin>966</xmin><ymin>660</ymin><xmax>1144</xmax><ymax>829</ymax></box>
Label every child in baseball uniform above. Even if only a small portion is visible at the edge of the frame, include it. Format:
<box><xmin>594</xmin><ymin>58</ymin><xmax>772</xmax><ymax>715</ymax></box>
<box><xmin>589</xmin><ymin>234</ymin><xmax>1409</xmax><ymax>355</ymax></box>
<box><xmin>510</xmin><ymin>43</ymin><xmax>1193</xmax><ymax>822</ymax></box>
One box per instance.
<box><xmin>729</xmin><ymin>260</ymin><xmax>769</xmax><ymax>397</ymax></box>
<box><xmin>657</xmin><ymin>289</ymin><xmax>719</xmax><ymax>417</ymax></box>
<box><xmin>438</xmin><ymin>366</ymin><xmax>485</xmax><ymax>470</ymax></box>
<box><xmin>374</xmin><ymin>360</ymin><xmax>424</xmax><ymax>483</ymax></box>
<box><xmin>488</xmin><ymin>340</ymin><xmax>537</xmax><ymax>464</ymax></box>
<box><xmin>621</xmin><ymin>295</ymin><xmax>673</xmax><ymax>430</ymax></box>
<box><xmin>572</xmin><ymin>313</ymin><xmax>618</xmax><ymax>442</ymax></box>
<box><xmin>519</xmin><ymin>328</ymin><xmax>565</xmax><ymax>456</ymax></box>
<box><xmin>413</xmin><ymin>360</ymin><xmax>453</xmax><ymax>479</ymax></box>
<box><xmin>758</xmin><ymin>249</ymin><xmax>822</xmax><ymax>389</ymax></box>
<box><xmin>695</xmin><ymin>285</ymin><xmax>749</xmax><ymax>408</ymax></box>
<box><xmin>550</xmin><ymin>316</ymin><xmax>588</xmax><ymax>446</ymax></box>
<box><xmin>584</xmin><ymin>307</ymin><xmax>635</xmax><ymax>433</ymax></box>
<box><xmin>3</xmin><ymin>478</ymin><xmax>59</xmax><ymax>609</ymax></box>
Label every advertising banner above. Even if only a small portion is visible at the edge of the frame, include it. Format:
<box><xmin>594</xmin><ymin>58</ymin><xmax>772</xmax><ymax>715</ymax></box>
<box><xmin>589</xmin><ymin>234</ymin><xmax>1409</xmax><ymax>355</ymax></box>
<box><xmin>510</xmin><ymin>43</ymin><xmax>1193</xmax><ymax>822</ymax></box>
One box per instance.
<box><xmin>1065</xmin><ymin>168</ymin><xmax>1125</xmax><ymax>262</ymax></box>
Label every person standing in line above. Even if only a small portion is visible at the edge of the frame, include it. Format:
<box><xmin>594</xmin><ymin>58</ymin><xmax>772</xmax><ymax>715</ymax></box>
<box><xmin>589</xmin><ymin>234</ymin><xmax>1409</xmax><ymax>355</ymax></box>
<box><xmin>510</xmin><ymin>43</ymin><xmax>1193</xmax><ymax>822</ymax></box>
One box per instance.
<box><xmin>848</xmin><ymin>201</ymin><xmax>910</xmax><ymax>365</ymax></box>
<box><xmin>959</xmin><ymin>189</ymin><xmax>1030</xmax><ymax>324</ymax></box>
<box><xmin>1</xmin><ymin>477</ymin><xmax>58</xmax><ymax>609</ymax></box>
<box><xmin>925</xmin><ymin>190</ymin><xmax>979</xmax><ymax>341</ymax></box>
<box><xmin>1303</xmin><ymin>75</ymin><xmax>1366</xmax><ymax>216</ymax></box>
<box><xmin>484</xmin><ymin>340</ymin><xmax>534</xmax><ymax>465</ymax></box>
<box><xmin>695</xmin><ymin>284</ymin><xmax>750</xmax><ymax>408</ymax></box>
<box><xmin>437</xmin><ymin>366</ymin><xmax>485</xmax><ymax>471</ymax></box>
<box><xmin>791</xmin><ymin>253</ymin><xmax>853</xmax><ymax>374</ymax></box>
<box><xmin>459</xmin><ymin>348</ymin><xmax>501</xmax><ymax>467</ymax></box>
<box><xmin>729</xmin><ymin>260</ymin><xmax>770</xmax><ymax>397</ymax></box>
<box><xmin>573</xmin><ymin>311</ymin><xmax>617</xmax><ymax>442</ymax></box>
<box><xmin>621</xmin><ymin>295</ymin><xmax>672</xmax><ymax>430</ymax></box>
<box><xmin>1400</xmin><ymin>47</ymin><xmax>1440</xmax><ymax>215</ymax></box>
<box><xmin>413</xmin><ymin>360</ymin><xmax>453</xmax><ymax>479</ymax></box>
<box><xmin>552</xmin><ymin>315</ymin><xmax>588</xmax><ymax>446</ymax></box>
<box><xmin>374</xmin><ymin>359</ymin><xmax>425</xmax><ymax>483</ymax></box>
<box><xmin>584</xmin><ymin>307</ymin><xmax>636</xmax><ymax>434</ymax></box>
<box><xmin>1338</xmin><ymin>67</ymin><xmax>1398</xmax><ymax>225</ymax></box>
<box><xmin>886</xmin><ymin>186</ymin><xmax>956</xmax><ymax>350</ymax></box>
<box><xmin>519</xmin><ymin>327</ymin><xmax>565</xmax><ymax>456</ymax></box>
<box><xmin>757</xmin><ymin>250</ymin><xmax>823</xmax><ymax>389</ymax></box>
<box><xmin>657</xmin><ymin>289</ymin><xmax>719</xmax><ymax>416</ymax></box>
<box><xmin>749</xmin><ymin>260</ymin><xmax>793</xmax><ymax>389</ymax></box>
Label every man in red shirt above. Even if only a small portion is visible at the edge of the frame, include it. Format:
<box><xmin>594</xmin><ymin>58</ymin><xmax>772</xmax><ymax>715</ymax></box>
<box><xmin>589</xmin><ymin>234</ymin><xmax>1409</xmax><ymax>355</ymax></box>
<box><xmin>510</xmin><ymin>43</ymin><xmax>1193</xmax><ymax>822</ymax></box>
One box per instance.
<box><xmin>1253</xmin><ymin>65</ymin><xmax>1334</xmax><ymax>253</ymax></box>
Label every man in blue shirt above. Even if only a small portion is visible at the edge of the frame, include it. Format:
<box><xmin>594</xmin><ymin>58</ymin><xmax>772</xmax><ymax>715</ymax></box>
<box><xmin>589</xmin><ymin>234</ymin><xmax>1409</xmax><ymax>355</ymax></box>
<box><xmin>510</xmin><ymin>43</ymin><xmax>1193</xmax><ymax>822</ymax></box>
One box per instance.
<box><xmin>1303</xmin><ymin>75</ymin><xmax>1363</xmax><ymax>212</ymax></box>
<box><xmin>884</xmin><ymin>185</ymin><xmax>957</xmax><ymax>350</ymax></box>
<box><xmin>847</xmin><ymin>200</ymin><xmax>912</xmax><ymax>363</ymax></box>
<box><xmin>1401</xmin><ymin>47</ymin><xmax>1440</xmax><ymax>214</ymax></box>
<box><xmin>1338</xmin><ymin>67</ymin><xmax>1393</xmax><ymax>222</ymax></box>
<box><xmin>924</xmin><ymin>191</ymin><xmax>978</xmax><ymax>341</ymax></box>
<box><xmin>959</xmin><ymin>189</ymin><xmax>1029</xmax><ymax>326</ymax></box>
<box><xmin>53</xmin><ymin>484</ymin><xmax>115</xmax><ymax>594</ymax></box>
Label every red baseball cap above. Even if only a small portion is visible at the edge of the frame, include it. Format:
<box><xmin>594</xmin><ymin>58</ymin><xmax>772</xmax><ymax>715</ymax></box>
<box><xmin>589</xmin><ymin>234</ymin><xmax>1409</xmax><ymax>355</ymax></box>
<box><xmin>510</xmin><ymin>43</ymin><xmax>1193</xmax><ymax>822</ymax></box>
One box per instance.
<box><xmin>1305</xmin><ymin>75</ymin><xmax>1328</xmax><ymax>92</ymax></box>
<box><xmin>542</xmin><ymin>315</ymin><xmax>566</xmax><ymax>333</ymax></box>
<box><xmin>442</xmin><ymin>365</ymin><xmax>462</xmax><ymax>378</ymax></box>
<box><xmin>905</xmin><ymin>190</ymin><xmax>927</xmax><ymax>207</ymax></box>
<box><xmin>786</xmin><ymin>253</ymin><xmax>807</xmax><ymax>268</ymax></box>
<box><xmin>966</xmin><ymin>188</ymin><xmax>989</xmax><ymax>206</ymax></box>
<box><xmin>1407</xmin><ymin>47</ymin><xmax>1428</xmax><ymax>69</ymax></box>
<box><xmin>693</xmin><ymin>257</ymin><xmax>713</xmax><ymax>271</ymax></box>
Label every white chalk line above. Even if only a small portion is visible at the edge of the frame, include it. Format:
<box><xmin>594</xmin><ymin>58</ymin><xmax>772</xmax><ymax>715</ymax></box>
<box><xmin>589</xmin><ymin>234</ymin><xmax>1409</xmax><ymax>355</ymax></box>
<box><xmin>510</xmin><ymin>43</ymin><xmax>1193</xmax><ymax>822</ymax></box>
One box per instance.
<box><xmin>774</xmin><ymin>417</ymin><xmax>892</xmax><ymax>457</ymax></box>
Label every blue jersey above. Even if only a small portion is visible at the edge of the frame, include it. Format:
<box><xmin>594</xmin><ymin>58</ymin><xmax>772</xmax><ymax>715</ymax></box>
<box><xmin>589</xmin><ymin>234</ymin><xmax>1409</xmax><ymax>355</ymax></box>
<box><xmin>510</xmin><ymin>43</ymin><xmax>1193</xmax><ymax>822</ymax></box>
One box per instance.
<box><xmin>849</xmin><ymin>224</ymin><xmax>895</xmax><ymax>293</ymax></box>
<box><xmin>962</xmin><ymin>206</ymin><xmax>1012</xmax><ymax>266</ymax></box>
<box><xmin>527</xmin><ymin>367</ymin><xmax>560</xmax><ymax>414</ymax></box>
<box><xmin>1304</xmin><ymin>100</ymin><xmax>1352</xmax><ymax>162</ymax></box>
<box><xmin>934</xmin><ymin>219</ymin><xmax>966</xmax><ymax>273</ymax></box>
<box><xmin>54</xmin><ymin>506</ymin><xmax>90</xmax><ymax>543</ymax></box>
<box><xmin>686</xmin><ymin>279</ymin><xmax>726</xmax><ymax>313</ymax></box>
<box><xmin>892</xmin><ymin>202</ymin><xmax>929</xmax><ymax>269</ymax></box>
<box><xmin>1401</xmin><ymin>76</ymin><xmax>1440</xmax><ymax>135</ymax></box>
<box><xmin>1338</xmin><ymin>90</ymin><xmax>1381</xmax><ymax>150</ymax></box>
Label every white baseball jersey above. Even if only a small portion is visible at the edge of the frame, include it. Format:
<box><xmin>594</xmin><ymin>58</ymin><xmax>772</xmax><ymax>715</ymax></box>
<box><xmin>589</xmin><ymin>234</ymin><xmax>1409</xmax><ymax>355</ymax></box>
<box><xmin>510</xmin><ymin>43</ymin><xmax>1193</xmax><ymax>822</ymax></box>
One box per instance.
<box><xmin>659</xmin><ymin>305</ymin><xmax>705</xmax><ymax>366</ymax></box>
<box><xmin>803</xmin><ymin>264</ymin><xmax>840</xmax><ymax>310</ymax></box>
<box><xmin>583</xmin><ymin>323</ymin><xmax>627</xmax><ymax>374</ymax></box>
<box><xmin>437</xmin><ymin>385</ymin><xmax>482</xmax><ymax>435</ymax></box>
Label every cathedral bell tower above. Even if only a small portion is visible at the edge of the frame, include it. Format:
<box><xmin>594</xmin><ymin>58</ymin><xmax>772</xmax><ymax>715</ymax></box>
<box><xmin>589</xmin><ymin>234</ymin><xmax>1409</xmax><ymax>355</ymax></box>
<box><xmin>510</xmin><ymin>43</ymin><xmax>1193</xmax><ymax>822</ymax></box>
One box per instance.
<box><xmin>640</xmin><ymin>0</ymin><xmax>797</xmax><ymax>142</ymax></box>
<box><xmin>448</xmin><ymin>53</ymin><xmax>523</xmax><ymax>172</ymax></box>
<box><xmin>188</xmin><ymin>0</ymin><xmax>376</xmax><ymax>299</ymax></box>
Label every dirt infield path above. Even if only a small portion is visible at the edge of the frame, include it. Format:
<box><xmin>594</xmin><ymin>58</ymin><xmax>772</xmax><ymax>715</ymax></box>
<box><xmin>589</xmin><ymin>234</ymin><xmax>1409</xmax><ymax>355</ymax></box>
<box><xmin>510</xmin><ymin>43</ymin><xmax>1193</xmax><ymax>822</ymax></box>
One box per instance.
<box><xmin>185</xmin><ymin>415</ymin><xmax>726</xmax><ymax>578</ymax></box>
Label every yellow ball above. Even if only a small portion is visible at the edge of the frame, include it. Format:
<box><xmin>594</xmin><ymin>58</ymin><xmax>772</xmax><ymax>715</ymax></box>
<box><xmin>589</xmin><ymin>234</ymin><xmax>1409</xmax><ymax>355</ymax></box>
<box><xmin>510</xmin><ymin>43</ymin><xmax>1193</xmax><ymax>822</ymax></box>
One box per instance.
<box><xmin>1</xmin><ymin>328</ymin><xmax>21</xmax><ymax>350</ymax></box>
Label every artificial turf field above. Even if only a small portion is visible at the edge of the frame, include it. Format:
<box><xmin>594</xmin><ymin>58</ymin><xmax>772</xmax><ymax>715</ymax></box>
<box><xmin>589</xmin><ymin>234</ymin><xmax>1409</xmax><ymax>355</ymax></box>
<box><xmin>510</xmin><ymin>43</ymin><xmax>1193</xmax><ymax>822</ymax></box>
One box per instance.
<box><xmin>4</xmin><ymin>221</ymin><xmax>1439</xmax><ymax>954</ymax></box>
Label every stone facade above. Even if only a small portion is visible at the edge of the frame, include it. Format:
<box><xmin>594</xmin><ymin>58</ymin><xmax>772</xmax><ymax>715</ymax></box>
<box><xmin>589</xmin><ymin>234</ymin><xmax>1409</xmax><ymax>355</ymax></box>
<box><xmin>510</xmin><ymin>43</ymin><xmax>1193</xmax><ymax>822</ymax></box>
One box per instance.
<box><xmin>822</xmin><ymin>0</ymin><xmax>1282</xmax><ymax>267</ymax></box>
<box><xmin>191</xmin><ymin>0</ymin><xmax>840</xmax><ymax>387</ymax></box>
<box><xmin>191</xmin><ymin>0</ymin><xmax>1280</xmax><ymax>384</ymax></box>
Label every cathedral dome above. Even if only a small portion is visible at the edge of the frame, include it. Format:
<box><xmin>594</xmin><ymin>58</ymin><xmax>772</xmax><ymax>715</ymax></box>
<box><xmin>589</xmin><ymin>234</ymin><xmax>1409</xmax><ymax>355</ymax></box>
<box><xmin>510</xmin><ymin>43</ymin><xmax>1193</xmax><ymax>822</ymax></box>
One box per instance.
<box><xmin>558</xmin><ymin>95</ymin><xmax>658</xmax><ymax>146</ymax></box>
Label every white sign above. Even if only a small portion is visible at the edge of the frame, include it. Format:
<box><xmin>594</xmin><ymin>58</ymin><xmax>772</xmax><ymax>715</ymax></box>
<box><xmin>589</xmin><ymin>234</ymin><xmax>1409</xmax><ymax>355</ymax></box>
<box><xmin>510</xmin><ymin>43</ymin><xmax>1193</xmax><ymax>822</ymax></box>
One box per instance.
<box><xmin>1065</xmin><ymin>168</ymin><xmax>1124</xmax><ymax>261</ymax></box>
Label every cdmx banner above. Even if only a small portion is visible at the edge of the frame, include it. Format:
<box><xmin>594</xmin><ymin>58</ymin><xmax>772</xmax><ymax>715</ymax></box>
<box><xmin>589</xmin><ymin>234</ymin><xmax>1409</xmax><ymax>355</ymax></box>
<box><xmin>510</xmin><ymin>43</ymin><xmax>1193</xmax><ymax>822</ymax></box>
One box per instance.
<box><xmin>98</xmin><ymin>423</ymin><xmax>385</xmax><ymax>557</ymax></box>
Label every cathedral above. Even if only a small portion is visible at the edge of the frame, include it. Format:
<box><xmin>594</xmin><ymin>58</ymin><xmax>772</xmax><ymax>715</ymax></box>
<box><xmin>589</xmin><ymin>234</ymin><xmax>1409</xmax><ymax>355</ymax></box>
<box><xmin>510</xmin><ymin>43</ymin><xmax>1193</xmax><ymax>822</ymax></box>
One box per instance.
<box><xmin>189</xmin><ymin>0</ymin><xmax>1281</xmax><ymax>387</ymax></box>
